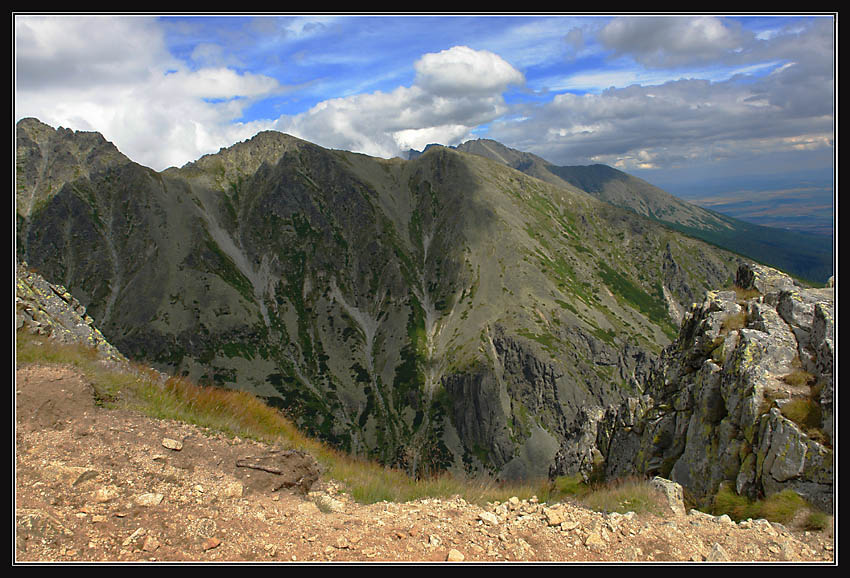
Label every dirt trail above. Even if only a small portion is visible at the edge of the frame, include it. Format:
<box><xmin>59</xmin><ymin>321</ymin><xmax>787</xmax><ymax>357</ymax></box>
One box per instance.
<box><xmin>15</xmin><ymin>363</ymin><xmax>835</xmax><ymax>564</ymax></box>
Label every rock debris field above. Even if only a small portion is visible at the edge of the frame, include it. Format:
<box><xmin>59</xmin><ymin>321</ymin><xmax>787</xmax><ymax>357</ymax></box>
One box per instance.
<box><xmin>15</xmin><ymin>363</ymin><xmax>835</xmax><ymax>564</ymax></box>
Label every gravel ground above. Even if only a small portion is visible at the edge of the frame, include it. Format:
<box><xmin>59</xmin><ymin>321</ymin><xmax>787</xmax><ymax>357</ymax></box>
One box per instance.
<box><xmin>15</xmin><ymin>363</ymin><xmax>836</xmax><ymax>564</ymax></box>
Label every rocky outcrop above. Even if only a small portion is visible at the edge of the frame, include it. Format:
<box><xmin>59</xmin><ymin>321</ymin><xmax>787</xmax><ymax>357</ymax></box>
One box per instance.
<box><xmin>235</xmin><ymin>449</ymin><xmax>321</xmax><ymax>495</ymax></box>
<box><xmin>648</xmin><ymin>477</ymin><xmax>686</xmax><ymax>517</ymax></box>
<box><xmin>16</xmin><ymin>261</ymin><xmax>126</xmax><ymax>363</ymax></box>
<box><xmin>445</xmin><ymin>329</ymin><xmax>590</xmax><ymax>481</ymax></box>
<box><xmin>445</xmin><ymin>324</ymin><xmax>657</xmax><ymax>482</ymax></box>
<box><xmin>599</xmin><ymin>263</ymin><xmax>834</xmax><ymax>511</ymax></box>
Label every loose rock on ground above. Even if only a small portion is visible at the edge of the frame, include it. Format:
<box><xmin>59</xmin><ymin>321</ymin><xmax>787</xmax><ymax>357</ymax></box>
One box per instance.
<box><xmin>15</xmin><ymin>364</ymin><xmax>834</xmax><ymax>563</ymax></box>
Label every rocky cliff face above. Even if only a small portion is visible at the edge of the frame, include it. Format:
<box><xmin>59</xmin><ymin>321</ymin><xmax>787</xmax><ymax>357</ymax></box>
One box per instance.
<box><xmin>16</xmin><ymin>118</ymin><xmax>743</xmax><ymax>481</ymax></box>
<box><xmin>596</xmin><ymin>263</ymin><xmax>834</xmax><ymax>511</ymax></box>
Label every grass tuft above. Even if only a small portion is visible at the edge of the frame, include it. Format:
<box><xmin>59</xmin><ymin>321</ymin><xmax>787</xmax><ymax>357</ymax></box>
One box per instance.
<box><xmin>550</xmin><ymin>473</ymin><xmax>590</xmax><ymax>500</ymax></box>
<box><xmin>756</xmin><ymin>490</ymin><xmax>809</xmax><ymax>524</ymax></box>
<box><xmin>803</xmin><ymin>510</ymin><xmax>831</xmax><ymax>531</ymax></box>
<box><xmin>548</xmin><ymin>474</ymin><xmax>665</xmax><ymax>516</ymax></box>
<box><xmin>720</xmin><ymin>310</ymin><xmax>747</xmax><ymax>334</ymax></box>
<box><xmin>731</xmin><ymin>285</ymin><xmax>761</xmax><ymax>303</ymax></box>
<box><xmin>781</xmin><ymin>369</ymin><xmax>815</xmax><ymax>388</ymax></box>
<box><xmin>580</xmin><ymin>476</ymin><xmax>666</xmax><ymax>515</ymax></box>
<box><xmin>780</xmin><ymin>398</ymin><xmax>822</xmax><ymax>431</ymax></box>
<box><xmin>711</xmin><ymin>484</ymin><xmax>814</xmax><ymax>525</ymax></box>
<box><xmin>779</xmin><ymin>397</ymin><xmax>828</xmax><ymax>445</ymax></box>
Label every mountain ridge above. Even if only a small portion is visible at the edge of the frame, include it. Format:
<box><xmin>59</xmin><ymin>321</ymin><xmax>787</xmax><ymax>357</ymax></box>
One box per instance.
<box><xmin>453</xmin><ymin>138</ymin><xmax>833</xmax><ymax>284</ymax></box>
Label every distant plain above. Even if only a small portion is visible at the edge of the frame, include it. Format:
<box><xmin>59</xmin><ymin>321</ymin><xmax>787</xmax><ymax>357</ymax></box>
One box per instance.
<box><xmin>686</xmin><ymin>185</ymin><xmax>834</xmax><ymax>238</ymax></box>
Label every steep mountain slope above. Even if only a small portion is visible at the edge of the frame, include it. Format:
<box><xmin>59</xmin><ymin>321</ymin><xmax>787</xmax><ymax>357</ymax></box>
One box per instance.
<box><xmin>455</xmin><ymin>139</ymin><xmax>833</xmax><ymax>284</ymax></box>
<box><xmin>16</xmin><ymin>118</ymin><xmax>742</xmax><ymax>481</ymax></box>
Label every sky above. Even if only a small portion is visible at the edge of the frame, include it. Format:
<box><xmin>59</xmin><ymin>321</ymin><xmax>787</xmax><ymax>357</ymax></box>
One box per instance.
<box><xmin>14</xmin><ymin>13</ymin><xmax>836</xmax><ymax>195</ymax></box>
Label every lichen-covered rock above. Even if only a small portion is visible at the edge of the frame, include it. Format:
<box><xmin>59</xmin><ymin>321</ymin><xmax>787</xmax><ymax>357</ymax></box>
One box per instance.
<box><xmin>809</xmin><ymin>302</ymin><xmax>835</xmax><ymax>441</ymax></box>
<box><xmin>735</xmin><ymin>262</ymin><xmax>797</xmax><ymax>296</ymax></box>
<box><xmin>648</xmin><ymin>476</ymin><xmax>686</xmax><ymax>517</ymax></box>
<box><xmin>756</xmin><ymin>409</ymin><xmax>833</xmax><ymax>510</ymax></box>
<box><xmin>600</xmin><ymin>263</ymin><xmax>834</xmax><ymax>511</ymax></box>
<box><xmin>16</xmin><ymin>262</ymin><xmax>126</xmax><ymax>362</ymax></box>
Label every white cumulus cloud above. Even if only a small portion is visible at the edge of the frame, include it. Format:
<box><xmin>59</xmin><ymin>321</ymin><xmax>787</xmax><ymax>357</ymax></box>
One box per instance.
<box><xmin>15</xmin><ymin>15</ymin><xmax>283</xmax><ymax>170</ymax></box>
<box><xmin>413</xmin><ymin>45</ymin><xmax>525</xmax><ymax>96</ymax></box>
<box><xmin>16</xmin><ymin>19</ymin><xmax>525</xmax><ymax>168</ymax></box>
<box><xmin>273</xmin><ymin>45</ymin><xmax>525</xmax><ymax>157</ymax></box>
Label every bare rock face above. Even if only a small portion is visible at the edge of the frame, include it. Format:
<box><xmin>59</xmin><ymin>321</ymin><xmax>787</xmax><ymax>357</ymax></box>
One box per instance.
<box><xmin>600</xmin><ymin>263</ymin><xmax>834</xmax><ymax>511</ymax></box>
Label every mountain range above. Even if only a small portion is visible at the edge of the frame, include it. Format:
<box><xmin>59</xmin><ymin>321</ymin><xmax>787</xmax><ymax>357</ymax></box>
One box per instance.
<box><xmin>16</xmin><ymin>118</ymin><xmax>826</xmax><ymax>482</ymax></box>
<box><xmin>451</xmin><ymin>139</ymin><xmax>834</xmax><ymax>285</ymax></box>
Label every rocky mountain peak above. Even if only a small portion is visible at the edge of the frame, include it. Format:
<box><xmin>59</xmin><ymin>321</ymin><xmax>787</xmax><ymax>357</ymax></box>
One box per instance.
<box><xmin>15</xmin><ymin>118</ymin><xmax>131</xmax><ymax>220</ymax></box>
<box><xmin>174</xmin><ymin>130</ymin><xmax>311</xmax><ymax>184</ymax></box>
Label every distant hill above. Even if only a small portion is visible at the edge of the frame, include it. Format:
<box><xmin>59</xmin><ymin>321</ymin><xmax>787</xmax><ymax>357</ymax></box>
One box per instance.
<box><xmin>454</xmin><ymin>139</ymin><xmax>834</xmax><ymax>284</ymax></box>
